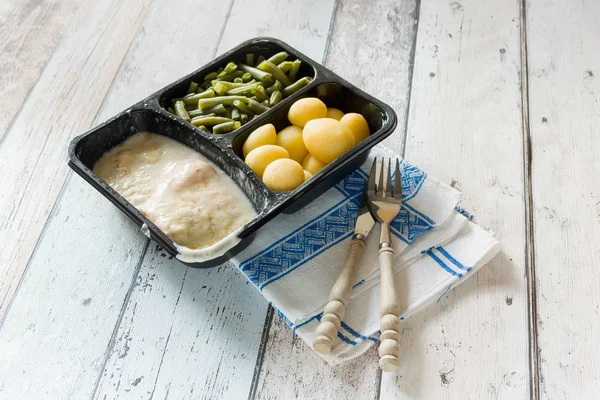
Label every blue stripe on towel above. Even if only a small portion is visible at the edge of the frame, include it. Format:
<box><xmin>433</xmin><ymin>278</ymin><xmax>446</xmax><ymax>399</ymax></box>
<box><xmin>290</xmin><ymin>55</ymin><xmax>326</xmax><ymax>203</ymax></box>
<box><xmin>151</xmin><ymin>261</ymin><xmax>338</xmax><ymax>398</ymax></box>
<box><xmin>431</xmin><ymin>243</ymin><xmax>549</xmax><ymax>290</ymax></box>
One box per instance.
<box><xmin>341</xmin><ymin>321</ymin><xmax>378</xmax><ymax>343</ymax></box>
<box><xmin>239</xmin><ymin>163</ymin><xmax>435</xmax><ymax>288</ymax></box>
<box><xmin>437</xmin><ymin>246</ymin><xmax>472</xmax><ymax>272</ymax></box>
<box><xmin>424</xmin><ymin>248</ymin><xmax>463</xmax><ymax>277</ymax></box>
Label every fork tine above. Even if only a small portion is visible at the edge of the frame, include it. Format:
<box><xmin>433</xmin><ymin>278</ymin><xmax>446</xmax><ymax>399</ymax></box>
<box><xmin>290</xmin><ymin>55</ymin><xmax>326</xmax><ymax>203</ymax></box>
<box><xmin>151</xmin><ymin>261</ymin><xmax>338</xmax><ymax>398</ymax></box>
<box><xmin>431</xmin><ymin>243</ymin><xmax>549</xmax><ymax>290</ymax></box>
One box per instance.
<box><xmin>368</xmin><ymin>157</ymin><xmax>378</xmax><ymax>193</ymax></box>
<box><xmin>394</xmin><ymin>159</ymin><xmax>402</xmax><ymax>200</ymax></box>
<box><xmin>377</xmin><ymin>157</ymin><xmax>385</xmax><ymax>195</ymax></box>
<box><xmin>384</xmin><ymin>158</ymin><xmax>392</xmax><ymax>197</ymax></box>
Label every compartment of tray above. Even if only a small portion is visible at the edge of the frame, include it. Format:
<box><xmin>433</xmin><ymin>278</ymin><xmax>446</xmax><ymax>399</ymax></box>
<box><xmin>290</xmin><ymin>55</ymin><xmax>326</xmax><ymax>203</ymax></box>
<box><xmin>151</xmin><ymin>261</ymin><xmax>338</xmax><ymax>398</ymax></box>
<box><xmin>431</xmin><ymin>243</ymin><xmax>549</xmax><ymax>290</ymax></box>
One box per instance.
<box><xmin>230</xmin><ymin>81</ymin><xmax>393</xmax><ymax>213</ymax></box>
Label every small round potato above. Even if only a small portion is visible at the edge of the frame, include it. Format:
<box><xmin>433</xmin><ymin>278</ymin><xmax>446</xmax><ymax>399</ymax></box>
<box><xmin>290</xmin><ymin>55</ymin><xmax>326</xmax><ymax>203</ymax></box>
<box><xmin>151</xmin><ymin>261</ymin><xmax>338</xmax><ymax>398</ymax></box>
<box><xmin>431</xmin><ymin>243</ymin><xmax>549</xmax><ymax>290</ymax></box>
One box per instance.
<box><xmin>301</xmin><ymin>154</ymin><xmax>327</xmax><ymax>176</ymax></box>
<box><xmin>302</xmin><ymin>118</ymin><xmax>355</xmax><ymax>164</ymax></box>
<box><xmin>340</xmin><ymin>113</ymin><xmax>370</xmax><ymax>144</ymax></box>
<box><xmin>326</xmin><ymin>107</ymin><xmax>344</xmax><ymax>121</ymax></box>
<box><xmin>276</xmin><ymin>125</ymin><xmax>308</xmax><ymax>163</ymax></box>
<box><xmin>245</xmin><ymin>145</ymin><xmax>289</xmax><ymax>178</ymax></box>
<box><xmin>303</xmin><ymin>170</ymin><xmax>313</xmax><ymax>181</ymax></box>
<box><xmin>288</xmin><ymin>97</ymin><xmax>327</xmax><ymax>128</ymax></box>
<box><xmin>263</xmin><ymin>159</ymin><xmax>305</xmax><ymax>191</ymax></box>
<box><xmin>242</xmin><ymin>123</ymin><xmax>277</xmax><ymax>158</ymax></box>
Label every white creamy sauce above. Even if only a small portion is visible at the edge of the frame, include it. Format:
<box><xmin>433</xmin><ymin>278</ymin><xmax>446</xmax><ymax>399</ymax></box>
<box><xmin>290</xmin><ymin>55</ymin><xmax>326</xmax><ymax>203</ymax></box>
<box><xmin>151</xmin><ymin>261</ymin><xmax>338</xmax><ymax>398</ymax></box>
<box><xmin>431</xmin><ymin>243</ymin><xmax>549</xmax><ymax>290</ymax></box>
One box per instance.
<box><xmin>93</xmin><ymin>132</ymin><xmax>256</xmax><ymax>260</ymax></box>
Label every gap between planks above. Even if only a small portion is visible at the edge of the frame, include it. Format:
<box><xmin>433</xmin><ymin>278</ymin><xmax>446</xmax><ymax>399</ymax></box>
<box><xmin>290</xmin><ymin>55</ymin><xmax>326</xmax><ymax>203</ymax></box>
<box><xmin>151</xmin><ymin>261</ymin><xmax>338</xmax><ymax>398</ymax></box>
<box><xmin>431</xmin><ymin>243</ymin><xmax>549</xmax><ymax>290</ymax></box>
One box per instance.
<box><xmin>246</xmin><ymin>0</ymin><xmax>422</xmax><ymax>398</ymax></box>
<box><xmin>519</xmin><ymin>0</ymin><xmax>539</xmax><ymax>398</ymax></box>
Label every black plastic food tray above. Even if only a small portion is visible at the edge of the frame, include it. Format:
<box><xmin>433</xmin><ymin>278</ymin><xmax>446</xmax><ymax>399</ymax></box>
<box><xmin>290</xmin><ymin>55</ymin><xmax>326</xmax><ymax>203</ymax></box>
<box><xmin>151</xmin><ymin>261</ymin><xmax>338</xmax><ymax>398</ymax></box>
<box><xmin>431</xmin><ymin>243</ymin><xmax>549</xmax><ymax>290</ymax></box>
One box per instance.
<box><xmin>68</xmin><ymin>37</ymin><xmax>397</xmax><ymax>268</ymax></box>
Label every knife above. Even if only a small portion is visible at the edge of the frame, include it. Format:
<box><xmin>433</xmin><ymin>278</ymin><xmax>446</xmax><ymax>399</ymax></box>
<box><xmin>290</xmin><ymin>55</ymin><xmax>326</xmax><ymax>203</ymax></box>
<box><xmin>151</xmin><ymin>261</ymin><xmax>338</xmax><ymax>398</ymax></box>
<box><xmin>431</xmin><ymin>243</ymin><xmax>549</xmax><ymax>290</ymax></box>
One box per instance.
<box><xmin>313</xmin><ymin>184</ymin><xmax>376</xmax><ymax>354</ymax></box>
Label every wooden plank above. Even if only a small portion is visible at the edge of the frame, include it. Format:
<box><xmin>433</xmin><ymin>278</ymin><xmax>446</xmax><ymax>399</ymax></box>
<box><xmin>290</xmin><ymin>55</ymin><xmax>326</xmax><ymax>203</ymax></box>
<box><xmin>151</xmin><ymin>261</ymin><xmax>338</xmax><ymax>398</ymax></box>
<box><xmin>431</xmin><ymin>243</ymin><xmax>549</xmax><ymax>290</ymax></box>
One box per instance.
<box><xmin>0</xmin><ymin>0</ymin><xmax>76</xmax><ymax>141</ymax></box>
<box><xmin>323</xmin><ymin>0</ymin><xmax>418</xmax><ymax>152</ymax></box>
<box><xmin>0</xmin><ymin>1</ymin><xmax>234</xmax><ymax>399</ymax></box>
<box><xmin>380</xmin><ymin>0</ymin><xmax>530</xmax><ymax>398</ymax></box>
<box><xmin>0</xmin><ymin>0</ymin><xmax>149</xmax><ymax>317</ymax></box>
<box><xmin>253</xmin><ymin>0</ymin><xmax>417</xmax><ymax>398</ymax></box>
<box><xmin>0</xmin><ymin>175</ymin><xmax>149</xmax><ymax>399</ymax></box>
<box><xmin>525</xmin><ymin>0</ymin><xmax>600</xmax><ymax>397</ymax></box>
<box><xmin>92</xmin><ymin>1</ymin><xmax>339</xmax><ymax>399</ymax></box>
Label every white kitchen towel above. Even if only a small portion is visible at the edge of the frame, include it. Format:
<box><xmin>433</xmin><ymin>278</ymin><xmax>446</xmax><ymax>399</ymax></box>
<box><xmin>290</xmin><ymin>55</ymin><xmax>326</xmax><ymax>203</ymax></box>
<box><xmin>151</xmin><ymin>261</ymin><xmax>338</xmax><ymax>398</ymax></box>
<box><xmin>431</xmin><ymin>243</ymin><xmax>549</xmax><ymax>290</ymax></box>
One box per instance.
<box><xmin>232</xmin><ymin>145</ymin><xmax>501</xmax><ymax>364</ymax></box>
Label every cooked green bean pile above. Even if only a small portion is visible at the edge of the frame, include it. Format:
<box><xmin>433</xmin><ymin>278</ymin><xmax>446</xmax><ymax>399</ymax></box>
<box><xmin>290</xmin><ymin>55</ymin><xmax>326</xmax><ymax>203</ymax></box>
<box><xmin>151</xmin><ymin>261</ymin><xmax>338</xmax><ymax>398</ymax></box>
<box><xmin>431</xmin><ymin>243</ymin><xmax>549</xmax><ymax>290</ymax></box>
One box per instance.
<box><xmin>167</xmin><ymin>52</ymin><xmax>311</xmax><ymax>133</ymax></box>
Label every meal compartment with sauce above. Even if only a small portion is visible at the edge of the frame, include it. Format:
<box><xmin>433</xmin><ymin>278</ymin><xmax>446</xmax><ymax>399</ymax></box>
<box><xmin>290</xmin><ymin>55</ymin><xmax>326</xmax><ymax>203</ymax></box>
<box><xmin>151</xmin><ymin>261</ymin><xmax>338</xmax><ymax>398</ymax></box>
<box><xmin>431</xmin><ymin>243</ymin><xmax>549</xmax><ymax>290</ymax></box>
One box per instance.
<box><xmin>68</xmin><ymin>38</ymin><xmax>397</xmax><ymax>268</ymax></box>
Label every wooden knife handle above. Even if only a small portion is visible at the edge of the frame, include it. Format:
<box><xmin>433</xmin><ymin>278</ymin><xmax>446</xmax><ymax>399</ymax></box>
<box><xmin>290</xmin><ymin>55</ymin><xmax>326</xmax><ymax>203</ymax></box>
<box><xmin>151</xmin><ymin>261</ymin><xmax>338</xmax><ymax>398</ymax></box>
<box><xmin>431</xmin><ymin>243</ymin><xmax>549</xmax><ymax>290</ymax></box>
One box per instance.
<box><xmin>313</xmin><ymin>236</ymin><xmax>366</xmax><ymax>354</ymax></box>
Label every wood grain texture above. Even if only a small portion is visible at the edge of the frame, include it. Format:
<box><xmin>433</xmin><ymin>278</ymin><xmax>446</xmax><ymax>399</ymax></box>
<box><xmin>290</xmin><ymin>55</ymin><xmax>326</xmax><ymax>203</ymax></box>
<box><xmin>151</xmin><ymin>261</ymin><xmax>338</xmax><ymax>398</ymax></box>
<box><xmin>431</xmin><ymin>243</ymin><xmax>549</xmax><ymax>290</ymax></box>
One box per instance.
<box><xmin>526</xmin><ymin>0</ymin><xmax>600</xmax><ymax>397</ymax></box>
<box><xmin>93</xmin><ymin>251</ymin><xmax>267</xmax><ymax>400</ymax></box>
<box><xmin>255</xmin><ymin>314</ymin><xmax>381</xmax><ymax>400</ymax></box>
<box><xmin>93</xmin><ymin>1</ymin><xmax>339</xmax><ymax>398</ymax></box>
<box><xmin>0</xmin><ymin>0</ymin><xmax>75</xmax><ymax>141</ymax></box>
<box><xmin>324</xmin><ymin>0</ymin><xmax>418</xmax><ymax>152</ymax></box>
<box><xmin>380</xmin><ymin>0</ymin><xmax>530</xmax><ymax>398</ymax></box>
<box><xmin>254</xmin><ymin>0</ymin><xmax>417</xmax><ymax>396</ymax></box>
<box><xmin>0</xmin><ymin>175</ymin><xmax>149</xmax><ymax>399</ymax></box>
<box><xmin>0</xmin><ymin>0</ymin><xmax>150</xmax><ymax>318</ymax></box>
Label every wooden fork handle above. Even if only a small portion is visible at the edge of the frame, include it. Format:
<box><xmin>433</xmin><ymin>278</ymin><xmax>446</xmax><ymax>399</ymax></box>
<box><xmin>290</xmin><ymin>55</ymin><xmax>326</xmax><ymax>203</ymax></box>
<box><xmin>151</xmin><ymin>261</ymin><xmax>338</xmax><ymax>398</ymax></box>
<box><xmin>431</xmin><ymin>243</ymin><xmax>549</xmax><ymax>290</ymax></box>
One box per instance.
<box><xmin>313</xmin><ymin>236</ymin><xmax>366</xmax><ymax>354</ymax></box>
<box><xmin>378</xmin><ymin>240</ymin><xmax>401</xmax><ymax>372</ymax></box>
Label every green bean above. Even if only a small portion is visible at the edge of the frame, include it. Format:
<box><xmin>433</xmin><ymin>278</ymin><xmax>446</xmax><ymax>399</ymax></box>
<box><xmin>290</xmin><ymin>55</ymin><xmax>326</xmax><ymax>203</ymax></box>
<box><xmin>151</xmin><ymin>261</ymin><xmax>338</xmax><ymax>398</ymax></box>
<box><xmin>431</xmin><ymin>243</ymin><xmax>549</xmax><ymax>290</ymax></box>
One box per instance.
<box><xmin>257</xmin><ymin>60</ymin><xmax>292</xmax><ymax>87</ymax></box>
<box><xmin>227</xmin><ymin>85</ymin><xmax>256</xmax><ymax>96</ymax></box>
<box><xmin>189</xmin><ymin>103</ymin><xmax>227</xmax><ymax>117</ymax></box>
<box><xmin>261</xmin><ymin>100</ymin><xmax>269</xmax><ymax>106</ymax></box>
<box><xmin>247</xmin><ymin>98</ymin><xmax>269</xmax><ymax>114</ymax></box>
<box><xmin>246</xmin><ymin>53</ymin><xmax>254</xmax><ymax>67</ymax></box>
<box><xmin>187</xmin><ymin>81</ymin><xmax>199</xmax><ymax>94</ymax></box>
<box><xmin>198</xmin><ymin>125</ymin><xmax>208</xmax><ymax>131</ymax></box>
<box><xmin>180</xmin><ymin>89</ymin><xmax>215</xmax><ymax>105</ymax></box>
<box><xmin>188</xmin><ymin>110</ymin><xmax>217</xmax><ymax>118</ymax></box>
<box><xmin>167</xmin><ymin>107</ymin><xmax>175</xmax><ymax>114</ymax></box>
<box><xmin>240</xmin><ymin>113</ymin><xmax>249</xmax><ymax>124</ymax></box>
<box><xmin>238</xmin><ymin>63</ymin><xmax>273</xmax><ymax>82</ymax></box>
<box><xmin>223</xmin><ymin>62</ymin><xmax>238</xmax><ymax>74</ymax></box>
<box><xmin>213</xmin><ymin>121</ymin><xmax>241</xmax><ymax>134</ymax></box>
<box><xmin>213</xmin><ymin>80</ymin><xmax>260</xmax><ymax>91</ymax></box>
<box><xmin>224</xmin><ymin>109</ymin><xmax>232</xmax><ymax>119</ymax></box>
<box><xmin>282</xmin><ymin>76</ymin><xmax>312</xmax><ymax>97</ymax></box>
<box><xmin>204</xmin><ymin>72</ymin><xmax>218</xmax><ymax>81</ymax></box>
<box><xmin>197</xmin><ymin>96</ymin><xmax>249</xmax><ymax>111</ymax></box>
<box><xmin>288</xmin><ymin>59</ymin><xmax>301</xmax><ymax>81</ymax></box>
<box><xmin>268</xmin><ymin>51</ymin><xmax>288</xmax><ymax>65</ymax></box>
<box><xmin>253</xmin><ymin>85</ymin><xmax>268</xmax><ymax>102</ymax></box>
<box><xmin>256</xmin><ymin>55</ymin><xmax>266</xmax><ymax>65</ymax></box>
<box><xmin>232</xmin><ymin>99</ymin><xmax>253</xmax><ymax>115</ymax></box>
<box><xmin>174</xmin><ymin>101</ymin><xmax>190</xmax><ymax>122</ymax></box>
<box><xmin>213</xmin><ymin>70</ymin><xmax>244</xmax><ymax>82</ymax></box>
<box><xmin>190</xmin><ymin>116</ymin><xmax>233</xmax><ymax>127</ymax></box>
<box><xmin>269</xmin><ymin>90</ymin><xmax>282</xmax><ymax>106</ymax></box>
<box><xmin>217</xmin><ymin>66</ymin><xmax>224</xmax><ymax>74</ymax></box>
<box><xmin>278</xmin><ymin>61</ymin><xmax>293</xmax><ymax>73</ymax></box>
<box><xmin>231</xmin><ymin>107</ymin><xmax>240</xmax><ymax>120</ymax></box>
<box><xmin>242</xmin><ymin>72</ymin><xmax>252</xmax><ymax>82</ymax></box>
<box><xmin>213</xmin><ymin>82</ymin><xmax>229</xmax><ymax>96</ymax></box>
<box><xmin>184</xmin><ymin>104</ymin><xmax>197</xmax><ymax>111</ymax></box>
<box><xmin>266</xmin><ymin>80</ymin><xmax>283</xmax><ymax>94</ymax></box>
<box><xmin>234</xmin><ymin>77</ymin><xmax>243</xmax><ymax>83</ymax></box>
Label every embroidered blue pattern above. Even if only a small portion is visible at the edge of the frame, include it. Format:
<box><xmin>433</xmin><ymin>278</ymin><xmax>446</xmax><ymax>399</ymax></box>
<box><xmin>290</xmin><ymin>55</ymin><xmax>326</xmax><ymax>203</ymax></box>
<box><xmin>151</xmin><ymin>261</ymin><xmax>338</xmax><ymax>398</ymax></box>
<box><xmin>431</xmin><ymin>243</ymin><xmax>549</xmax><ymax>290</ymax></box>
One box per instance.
<box><xmin>240</xmin><ymin>161</ymin><xmax>434</xmax><ymax>289</ymax></box>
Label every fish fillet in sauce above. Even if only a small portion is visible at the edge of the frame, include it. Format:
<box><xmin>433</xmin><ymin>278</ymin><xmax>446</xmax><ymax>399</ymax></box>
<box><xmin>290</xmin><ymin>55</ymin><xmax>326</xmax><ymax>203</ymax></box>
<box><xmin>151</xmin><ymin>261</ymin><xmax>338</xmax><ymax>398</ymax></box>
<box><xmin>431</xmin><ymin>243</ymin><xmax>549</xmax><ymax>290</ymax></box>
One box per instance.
<box><xmin>93</xmin><ymin>132</ymin><xmax>256</xmax><ymax>250</ymax></box>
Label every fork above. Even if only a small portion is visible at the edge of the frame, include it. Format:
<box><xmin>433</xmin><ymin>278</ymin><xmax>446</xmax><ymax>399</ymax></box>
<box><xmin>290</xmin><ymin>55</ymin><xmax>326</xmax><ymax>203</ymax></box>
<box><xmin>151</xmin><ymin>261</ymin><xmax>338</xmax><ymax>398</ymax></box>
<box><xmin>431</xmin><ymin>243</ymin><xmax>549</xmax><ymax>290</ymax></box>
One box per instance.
<box><xmin>367</xmin><ymin>157</ymin><xmax>403</xmax><ymax>372</ymax></box>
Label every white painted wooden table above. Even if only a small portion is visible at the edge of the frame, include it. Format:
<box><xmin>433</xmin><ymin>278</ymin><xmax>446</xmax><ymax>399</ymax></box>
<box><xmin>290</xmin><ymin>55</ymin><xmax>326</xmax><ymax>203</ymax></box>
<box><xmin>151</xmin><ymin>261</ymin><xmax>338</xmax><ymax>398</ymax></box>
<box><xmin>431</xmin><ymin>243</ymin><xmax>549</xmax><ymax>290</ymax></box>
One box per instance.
<box><xmin>1</xmin><ymin>0</ymin><xmax>598</xmax><ymax>398</ymax></box>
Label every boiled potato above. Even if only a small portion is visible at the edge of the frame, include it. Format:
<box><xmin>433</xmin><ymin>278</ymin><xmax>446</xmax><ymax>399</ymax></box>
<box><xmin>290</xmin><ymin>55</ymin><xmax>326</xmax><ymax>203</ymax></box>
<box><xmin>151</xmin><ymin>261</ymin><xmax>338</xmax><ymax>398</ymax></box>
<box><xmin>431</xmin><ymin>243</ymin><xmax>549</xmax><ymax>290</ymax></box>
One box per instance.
<box><xmin>288</xmin><ymin>97</ymin><xmax>327</xmax><ymax>128</ymax></box>
<box><xmin>263</xmin><ymin>159</ymin><xmax>305</xmax><ymax>191</ymax></box>
<box><xmin>326</xmin><ymin>107</ymin><xmax>344</xmax><ymax>121</ymax></box>
<box><xmin>303</xmin><ymin>170</ymin><xmax>313</xmax><ymax>181</ymax></box>
<box><xmin>276</xmin><ymin>125</ymin><xmax>308</xmax><ymax>163</ymax></box>
<box><xmin>340</xmin><ymin>113</ymin><xmax>370</xmax><ymax>144</ymax></box>
<box><xmin>242</xmin><ymin>123</ymin><xmax>277</xmax><ymax>158</ymax></box>
<box><xmin>302</xmin><ymin>118</ymin><xmax>355</xmax><ymax>164</ymax></box>
<box><xmin>301</xmin><ymin>154</ymin><xmax>327</xmax><ymax>176</ymax></box>
<box><xmin>245</xmin><ymin>145</ymin><xmax>289</xmax><ymax>178</ymax></box>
